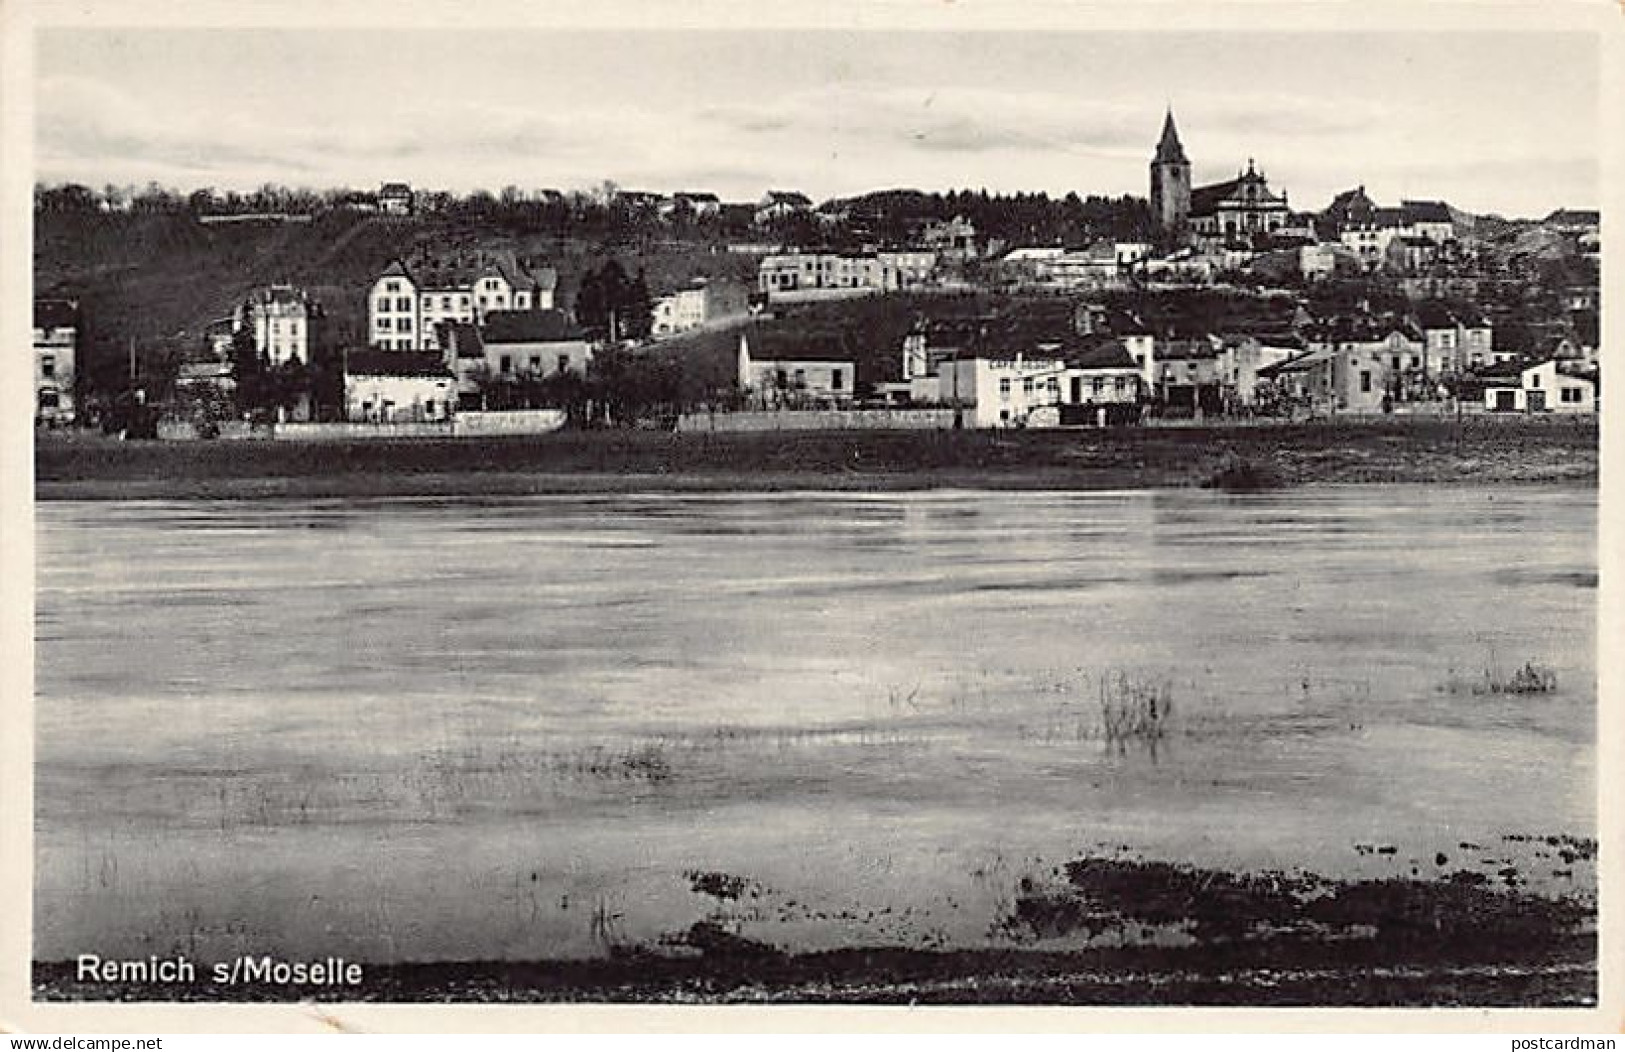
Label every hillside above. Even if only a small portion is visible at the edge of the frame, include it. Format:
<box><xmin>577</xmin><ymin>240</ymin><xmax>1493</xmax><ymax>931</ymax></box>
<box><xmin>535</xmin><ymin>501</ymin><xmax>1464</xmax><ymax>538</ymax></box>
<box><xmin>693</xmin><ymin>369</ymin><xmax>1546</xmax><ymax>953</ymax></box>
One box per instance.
<box><xmin>33</xmin><ymin>210</ymin><xmax>761</xmax><ymax>381</ymax></box>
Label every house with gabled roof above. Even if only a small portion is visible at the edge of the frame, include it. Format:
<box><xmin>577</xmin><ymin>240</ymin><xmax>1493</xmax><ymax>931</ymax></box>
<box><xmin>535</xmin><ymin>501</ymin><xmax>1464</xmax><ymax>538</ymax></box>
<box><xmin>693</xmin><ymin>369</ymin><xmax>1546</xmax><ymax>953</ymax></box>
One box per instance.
<box><xmin>736</xmin><ymin>325</ymin><xmax>857</xmax><ymax>410</ymax></box>
<box><xmin>378</xmin><ymin>182</ymin><xmax>415</xmax><ymax>215</ymax></box>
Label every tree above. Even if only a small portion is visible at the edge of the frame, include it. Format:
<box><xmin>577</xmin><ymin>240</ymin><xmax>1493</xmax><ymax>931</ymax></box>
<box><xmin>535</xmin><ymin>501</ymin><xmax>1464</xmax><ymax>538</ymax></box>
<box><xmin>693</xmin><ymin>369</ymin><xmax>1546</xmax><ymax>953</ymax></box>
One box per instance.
<box><xmin>623</xmin><ymin>268</ymin><xmax>653</xmax><ymax>341</ymax></box>
<box><xmin>228</xmin><ymin>322</ymin><xmax>266</xmax><ymax>419</ymax></box>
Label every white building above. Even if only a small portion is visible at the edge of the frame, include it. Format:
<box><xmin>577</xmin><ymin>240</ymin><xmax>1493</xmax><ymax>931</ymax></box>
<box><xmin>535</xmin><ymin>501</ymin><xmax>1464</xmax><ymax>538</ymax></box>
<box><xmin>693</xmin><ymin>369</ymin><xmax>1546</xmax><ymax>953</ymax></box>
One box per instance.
<box><xmin>1417</xmin><ymin>307</ymin><xmax>1493</xmax><ymax>374</ymax></box>
<box><xmin>368</xmin><ymin>254</ymin><xmax>558</xmax><ymax>351</ymax></box>
<box><xmin>237</xmin><ymin>285</ymin><xmax>311</xmax><ymax>366</ymax></box>
<box><xmin>33</xmin><ymin>298</ymin><xmax>77</xmax><ymax>425</ymax></box>
<box><xmin>651</xmin><ymin>279</ymin><xmax>751</xmax><ymax>337</ymax></box>
<box><xmin>1036</xmin><ymin>241</ymin><xmax>1150</xmax><ymax>287</ymax></box>
<box><xmin>1514</xmin><ymin>359</ymin><xmax>1597</xmax><ymax>414</ymax></box>
<box><xmin>344</xmin><ymin>350</ymin><xmax>454</xmax><ymax>422</ymax></box>
<box><xmin>757</xmin><ymin>251</ymin><xmax>935</xmax><ymax>300</ymax></box>
<box><xmin>935</xmin><ymin>354</ymin><xmax>1068</xmax><ymax>428</ymax></box>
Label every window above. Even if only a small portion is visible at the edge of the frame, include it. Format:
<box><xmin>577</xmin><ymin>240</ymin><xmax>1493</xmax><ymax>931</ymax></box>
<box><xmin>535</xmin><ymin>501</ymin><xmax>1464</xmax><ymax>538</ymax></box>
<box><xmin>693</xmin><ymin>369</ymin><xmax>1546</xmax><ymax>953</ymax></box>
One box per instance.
<box><xmin>396</xmin><ymin>297</ymin><xmax>411</xmax><ymax>311</ymax></box>
<box><xmin>1391</xmin><ymin>355</ymin><xmax>1401</xmax><ymax>369</ymax></box>
<box><xmin>39</xmin><ymin>390</ymin><xmax>60</xmax><ymax>410</ymax></box>
<box><xmin>1410</xmin><ymin>356</ymin><xmax>1421</xmax><ymax>368</ymax></box>
<box><xmin>1092</xmin><ymin>377</ymin><xmax>1105</xmax><ymax>396</ymax></box>
<box><xmin>557</xmin><ymin>354</ymin><xmax>570</xmax><ymax>374</ymax></box>
<box><xmin>1360</xmin><ymin>371</ymin><xmax>1372</xmax><ymax>393</ymax></box>
<box><xmin>1562</xmin><ymin>387</ymin><xmax>1583</xmax><ymax>404</ymax></box>
<box><xmin>40</xmin><ymin>355</ymin><xmax>55</xmax><ymax>378</ymax></box>
<box><xmin>1528</xmin><ymin>373</ymin><xmax>1541</xmax><ymax>388</ymax></box>
<box><xmin>1022</xmin><ymin>377</ymin><xmax>1034</xmax><ymax>397</ymax></box>
<box><xmin>377</xmin><ymin>298</ymin><xmax>390</xmax><ymax>313</ymax></box>
<box><xmin>377</xmin><ymin>318</ymin><xmax>392</xmax><ymax>332</ymax></box>
<box><xmin>399</xmin><ymin>318</ymin><xmax>412</xmax><ymax>332</ymax></box>
<box><xmin>386</xmin><ymin>281</ymin><xmax>400</xmax><ymax>293</ymax></box>
<box><xmin>831</xmin><ymin>368</ymin><xmax>844</xmax><ymax>391</ymax></box>
<box><xmin>999</xmin><ymin>378</ymin><xmax>1011</xmax><ymax>398</ymax></box>
<box><xmin>442</xmin><ymin>297</ymin><xmax>452</xmax><ymax>309</ymax></box>
<box><xmin>500</xmin><ymin>355</ymin><xmax>513</xmax><ymax>374</ymax></box>
<box><xmin>461</xmin><ymin>296</ymin><xmax>471</xmax><ymax>307</ymax></box>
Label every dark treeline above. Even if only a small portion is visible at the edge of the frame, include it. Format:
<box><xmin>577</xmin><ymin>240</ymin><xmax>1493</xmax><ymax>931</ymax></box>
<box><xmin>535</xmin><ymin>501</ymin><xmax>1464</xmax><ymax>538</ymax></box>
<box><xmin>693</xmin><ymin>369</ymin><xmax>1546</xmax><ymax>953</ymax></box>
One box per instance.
<box><xmin>34</xmin><ymin>180</ymin><xmax>1153</xmax><ymax>248</ymax></box>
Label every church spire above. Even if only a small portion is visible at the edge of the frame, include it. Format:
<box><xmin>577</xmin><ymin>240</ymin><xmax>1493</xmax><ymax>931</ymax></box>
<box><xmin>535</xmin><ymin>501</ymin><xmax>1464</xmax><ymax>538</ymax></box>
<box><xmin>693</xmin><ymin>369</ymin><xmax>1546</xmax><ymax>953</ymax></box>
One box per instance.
<box><xmin>1154</xmin><ymin>107</ymin><xmax>1188</xmax><ymax>166</ymax></box>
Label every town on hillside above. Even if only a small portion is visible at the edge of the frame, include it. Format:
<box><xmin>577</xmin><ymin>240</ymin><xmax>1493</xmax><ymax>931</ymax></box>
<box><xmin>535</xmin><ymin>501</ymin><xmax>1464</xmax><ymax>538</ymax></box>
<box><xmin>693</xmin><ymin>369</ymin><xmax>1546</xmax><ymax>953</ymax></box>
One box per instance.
<box><xmin>32</xmin><ymin>109</ymin><xmax>1601</xmax><ymax>438</ymax></box>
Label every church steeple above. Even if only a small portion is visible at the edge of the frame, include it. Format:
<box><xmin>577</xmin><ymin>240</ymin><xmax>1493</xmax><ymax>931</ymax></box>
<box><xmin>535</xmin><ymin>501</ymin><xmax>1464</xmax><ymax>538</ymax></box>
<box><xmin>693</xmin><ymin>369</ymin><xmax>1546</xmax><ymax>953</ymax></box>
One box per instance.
<box><xmin>1150</xmin><ymin>107</ymin><xmax>1192</xmax><ymax>241</ymax></box>
<box><xmin>1154</xmin><ymin>107</ymin><xmax>1188</xmax><ymax>166</ymax></box>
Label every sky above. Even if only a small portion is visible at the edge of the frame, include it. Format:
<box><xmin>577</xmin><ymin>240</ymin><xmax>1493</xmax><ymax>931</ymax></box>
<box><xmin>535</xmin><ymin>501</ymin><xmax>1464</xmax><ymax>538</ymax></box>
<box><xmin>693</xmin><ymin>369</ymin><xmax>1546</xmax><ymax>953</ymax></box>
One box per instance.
<box><xmin>33</xmin><ymin>28</ymin><xmax>1600</xmax><ymax>218</ymax></box>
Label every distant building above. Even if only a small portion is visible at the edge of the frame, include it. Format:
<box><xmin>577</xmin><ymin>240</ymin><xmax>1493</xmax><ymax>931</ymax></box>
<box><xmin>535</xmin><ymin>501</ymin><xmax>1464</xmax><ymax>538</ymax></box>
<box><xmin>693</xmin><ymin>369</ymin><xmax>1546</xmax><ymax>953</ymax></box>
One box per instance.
<box><xmin>755</xmin><ymin>191</ymin><xmax>813</xmax><ymax>226</ymax></box>
<box><xmin>757</xmin><ymin>251</ymin><xmax>935</xmax><ymax>300</ymax></box>
<box><xmin>651</xmin><ymin>279</ymin><xmax>750</xmax><ymax>337</ymax></box>
<box><xmin>1543</xmin><ymin>208</ymin><xmax>1600</xmax><ymax>236</ymax></box>
<box><xmin>615</xmin><ymin>190</ymin><xmax>668</xmax><ymax>213</ymax></box>
<box><xmin>237</xmin><ymin>285</ymin><xmax>311</xmax><ymax>366</ymax></box>
<box><xmin>33</xmin><ymin>298</ymin><xmax>77</xmax><ymax>425</ymax></box>
<box><xmin>1400</xmin><ymin>200</ymin><xmax>1456</xmax><ymax>244</ymax></box>
<box><xmin>368</xmin><ymin>253</ymin><xmax>558</xmax><ymax>351</ymax></box>
<box><xmin>1036</xmin><ymin>241</ymin><xmax>1151</xmax><ymax>287</ymax></box>
<box><xmin>378</xmin><ymin>182</ymin><xmax>415</xmax><ymax>216</ymax></box>
<box><xmin>921</xmin><ymin>215</ymin><xmax>979</xmax><ymax>260</ymax></box>
<box><xmin>661</xmin><ymin>192</ymin><xmax>723</xmax><ymax>220</ymax></box>
<box><xmin>343</xmin><ymin>350</ymin><xmax>454</xmax><ymax>422</ymax></box>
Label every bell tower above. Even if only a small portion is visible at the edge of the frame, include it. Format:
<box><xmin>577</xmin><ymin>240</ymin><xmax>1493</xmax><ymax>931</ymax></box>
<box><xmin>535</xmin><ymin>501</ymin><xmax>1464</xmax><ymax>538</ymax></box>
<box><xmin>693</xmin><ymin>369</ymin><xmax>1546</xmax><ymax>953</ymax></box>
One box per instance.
<box><xmin>1149</xmin><ymin>108</ymin><xmax>1191</xmax><ymax>239</ymax></box>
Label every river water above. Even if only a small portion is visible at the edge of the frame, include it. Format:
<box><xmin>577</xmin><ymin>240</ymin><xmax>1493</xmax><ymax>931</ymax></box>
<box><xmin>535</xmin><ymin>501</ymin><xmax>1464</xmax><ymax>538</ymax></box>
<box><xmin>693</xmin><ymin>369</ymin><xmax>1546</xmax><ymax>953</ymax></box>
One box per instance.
<box><xmin>34</xmin><ymin>486</ymin><xmax>1596</xmax><ymax>961</ymax></box>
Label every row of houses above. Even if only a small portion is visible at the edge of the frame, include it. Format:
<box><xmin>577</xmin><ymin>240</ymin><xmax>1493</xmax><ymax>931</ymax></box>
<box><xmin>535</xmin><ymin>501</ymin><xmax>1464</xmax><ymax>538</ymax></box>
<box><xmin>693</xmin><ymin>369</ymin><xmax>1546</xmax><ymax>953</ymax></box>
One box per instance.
<box><xmin>757</xmin><ymin>250</ymin><xmax>940</xmax><ymax>301</ymax></box>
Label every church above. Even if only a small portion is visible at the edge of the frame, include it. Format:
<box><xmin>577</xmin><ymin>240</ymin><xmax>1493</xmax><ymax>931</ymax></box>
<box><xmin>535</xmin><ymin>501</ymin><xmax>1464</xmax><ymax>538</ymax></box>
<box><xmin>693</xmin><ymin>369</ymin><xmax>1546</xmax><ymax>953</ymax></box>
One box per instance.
<box><xmin>1150</xmin><ymin>109</ymin><xmax>1292</xmax><ymax>247</ymax></box>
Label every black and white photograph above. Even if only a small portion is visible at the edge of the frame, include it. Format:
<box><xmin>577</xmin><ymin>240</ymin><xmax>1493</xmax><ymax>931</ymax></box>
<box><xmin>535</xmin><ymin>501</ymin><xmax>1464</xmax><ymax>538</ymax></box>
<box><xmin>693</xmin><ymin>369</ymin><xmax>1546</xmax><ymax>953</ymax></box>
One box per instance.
<box><xmin>5</xmin><ymin>0</ymin><xmax>1618</xmax><ymax>1025</ymax></box>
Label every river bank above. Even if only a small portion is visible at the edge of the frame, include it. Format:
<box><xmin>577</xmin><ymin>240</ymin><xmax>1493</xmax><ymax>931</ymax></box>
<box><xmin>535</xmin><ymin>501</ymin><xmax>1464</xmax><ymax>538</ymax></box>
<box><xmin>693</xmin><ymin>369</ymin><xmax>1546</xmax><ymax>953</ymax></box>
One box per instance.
<box><xmin>34</xmin><ymin>417</ymin><xmax>1596</xmax><ymax>500</ymax></box>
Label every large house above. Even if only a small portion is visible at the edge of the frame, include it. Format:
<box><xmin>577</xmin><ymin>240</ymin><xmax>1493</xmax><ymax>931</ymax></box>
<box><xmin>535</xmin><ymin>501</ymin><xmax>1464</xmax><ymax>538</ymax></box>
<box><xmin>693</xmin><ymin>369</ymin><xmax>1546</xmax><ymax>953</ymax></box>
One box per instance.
<box><xmin>33</xmin><ymin>298</ymin><xmax>77</xmax><ymax>425</ymax></box>
<box><xmin>368</xmin><ymin>253</ymin><xmax>558</xmax><ymax>351</ymax></box>
<box><xmin>237</xmin><ymin>285</ymin><xmax>311</xmax><ymax>366</ymax></box>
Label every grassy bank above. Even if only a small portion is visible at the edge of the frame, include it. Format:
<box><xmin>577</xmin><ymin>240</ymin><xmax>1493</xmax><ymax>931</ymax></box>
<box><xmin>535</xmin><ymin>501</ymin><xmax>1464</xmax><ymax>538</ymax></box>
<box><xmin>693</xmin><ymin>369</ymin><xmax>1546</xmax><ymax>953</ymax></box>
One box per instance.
<box><xmin>34</xmin><ymin>417</ymin><xmax>1598</xmax><ymax>500</ymax></box>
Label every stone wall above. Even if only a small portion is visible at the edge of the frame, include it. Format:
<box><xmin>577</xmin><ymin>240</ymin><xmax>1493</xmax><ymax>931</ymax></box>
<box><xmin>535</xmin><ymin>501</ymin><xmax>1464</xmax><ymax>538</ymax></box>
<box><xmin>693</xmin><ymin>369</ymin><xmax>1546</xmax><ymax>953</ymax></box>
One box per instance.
<box><xmin>675</xmin><ymin>409</ymin><xmax>958</xmax><ymax>432</ymax></box>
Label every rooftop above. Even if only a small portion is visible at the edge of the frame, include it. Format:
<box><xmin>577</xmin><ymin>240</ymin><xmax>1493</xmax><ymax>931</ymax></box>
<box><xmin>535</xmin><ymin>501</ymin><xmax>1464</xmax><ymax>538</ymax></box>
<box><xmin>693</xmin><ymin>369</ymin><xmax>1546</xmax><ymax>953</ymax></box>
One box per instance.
<box><xmin>481</xmin><ymin>309</ymin><xmax>588</xmax><ymax>344</ymax></box>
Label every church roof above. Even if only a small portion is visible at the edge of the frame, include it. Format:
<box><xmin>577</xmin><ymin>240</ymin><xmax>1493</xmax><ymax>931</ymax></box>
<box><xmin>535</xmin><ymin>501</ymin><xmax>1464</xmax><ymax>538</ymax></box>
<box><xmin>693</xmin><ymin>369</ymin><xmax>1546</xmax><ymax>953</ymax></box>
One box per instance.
<box><xmin>1153</xmin><ymin>109</ymin><xmax>1188</xmax><ymax>166</ymax></box>
<box><xmin>1191</xmin><ymin>178</ymin><xmax>1243</xmax><ymax>215</ymax></box>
